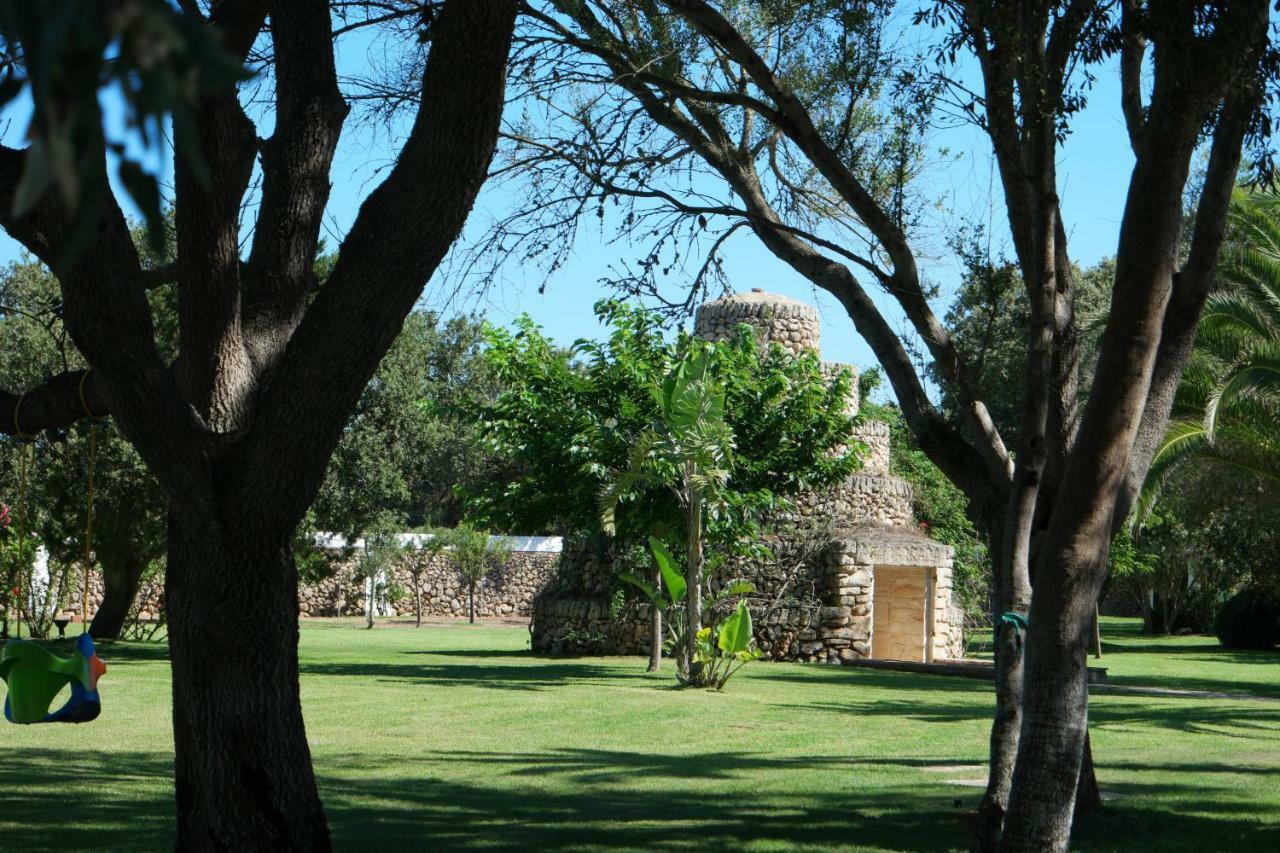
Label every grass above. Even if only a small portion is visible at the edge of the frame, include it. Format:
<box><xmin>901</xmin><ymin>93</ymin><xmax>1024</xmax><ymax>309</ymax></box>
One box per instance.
<box><xmin>1</xmin><ymin>617</ymin><xmax>1277</xmax><ymax>851</ymax></box>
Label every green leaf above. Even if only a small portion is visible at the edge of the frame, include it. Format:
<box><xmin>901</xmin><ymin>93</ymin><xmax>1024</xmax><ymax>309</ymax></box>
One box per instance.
<box><xmin>717</xmin><ymin>600</ymin><xmax>753</xmax><ymax>655</ymax></box>
<box><xmin>617</xmin><ymin>572</ymin><xmax>659</xmax><ymax>605</ymax></box>
<box><xmin>649</xmin><ymin>535</ymin><xmax>686</xmax><ymax>604</ymax></box>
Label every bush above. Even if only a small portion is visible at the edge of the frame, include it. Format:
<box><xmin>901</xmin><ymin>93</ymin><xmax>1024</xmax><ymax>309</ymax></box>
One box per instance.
<box><xmin>1214</xmin><ymin>588</ymin><xmax>1280</xmax><ymax>650</ymax></box>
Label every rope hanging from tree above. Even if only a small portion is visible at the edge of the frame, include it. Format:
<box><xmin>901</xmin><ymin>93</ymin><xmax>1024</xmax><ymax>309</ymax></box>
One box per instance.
<box><xmin>78</xmin><ymin>370</ymin><xmax>105</xmax><ymax>636</ymax></box>
<box><xmin>11</xmin><ymin>392</ymin><xmax>37</xmax><ymax>639</ymax></box>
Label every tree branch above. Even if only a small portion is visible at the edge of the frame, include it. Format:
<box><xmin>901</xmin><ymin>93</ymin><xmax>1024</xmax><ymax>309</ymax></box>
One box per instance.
<box><xmin>242</xmin><ymin>0</ymin><xmax>350</xmax><ymax>372</ymax></box>
<box><xmin>228</xmin><ymin>0</ymin><xmax>521</xmax><ymax>542</ymax></box>
<box><xmin>662</xmin><ymin>0</ymin><xmax>1012</xmax><ymax>487</ymax></box>
<box><xmin>1120</xmin><ymin>0</ymin><xmax>1147</xmax><ymax>149</ymax></box>
<box><xmin>0</xmin><ymin>371</ymin><xmax>107</xmax><ymax>437</ymax></box>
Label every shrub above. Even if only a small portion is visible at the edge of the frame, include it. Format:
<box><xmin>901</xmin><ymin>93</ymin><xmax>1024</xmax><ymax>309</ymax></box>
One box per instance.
<box><xmin>1214</xmin><ymin>588</ymin><xmax>1280</xmax><ymax>650</ymax></box>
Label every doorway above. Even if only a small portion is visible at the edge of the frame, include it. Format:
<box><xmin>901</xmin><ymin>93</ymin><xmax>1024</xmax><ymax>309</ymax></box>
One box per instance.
<box><xmin>871</xmin><ymin>566</ymin><xmax>933</xmax><ymax>661</ymax></box>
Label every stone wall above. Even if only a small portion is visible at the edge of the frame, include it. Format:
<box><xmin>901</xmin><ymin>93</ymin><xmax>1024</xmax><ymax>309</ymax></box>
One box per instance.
<box><xmin>531</xmin><ymin>532</ymin><xmax>964</xmax><ymax>662</ymax></box>
<box><xmin>299</xmin><ymin>548</ymin><xmax>559</xmax><ymax>619</ymax></box>
<box><xmin>57</xmin><ymin>538</ymin><xmax>560</xmax><ymax>624</ymax></box>
<box><xmin>695</xmin><ymin>289</ymin><xmax>822</xmax><ymax>355</ymax></box>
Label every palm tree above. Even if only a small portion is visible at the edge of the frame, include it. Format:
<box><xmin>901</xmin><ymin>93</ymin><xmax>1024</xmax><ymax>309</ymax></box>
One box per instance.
<box><xmin>1137</xmin><ymin>189</ymin><xmax>1280</xmax><ymax>520</ymax></box>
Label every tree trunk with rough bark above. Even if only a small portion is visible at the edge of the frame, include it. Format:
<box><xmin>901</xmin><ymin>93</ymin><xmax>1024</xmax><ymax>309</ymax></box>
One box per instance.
<box><xmin>684</xmin><ymin>485</ymin><xmax>703</xmax><ymax>684</ymax></box>
<box><xmin>648</xmin><ymin>596</ymin><xmax>663</xmax><ymax>672</ymax></box>
<box><xmin>167</xmin><ymin>509</ymin><xmax>328</xmax><ymax>851</ymax></box>
<box><xmin>0</xmin><ymin>2</ymin><xmax>520</xmax><ymax>844</ymax></box>
<box><xmin>88</xmin><ymin>552</ymin><xmax>145</xmax><ymax>639</ymax></box>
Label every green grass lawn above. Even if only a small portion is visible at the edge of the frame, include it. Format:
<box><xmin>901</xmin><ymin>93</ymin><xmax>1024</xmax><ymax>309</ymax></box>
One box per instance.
<box><xmin>2</xmin><ymin>618</ymin><xmax>1277</xmax><ymax>851</ymax></box>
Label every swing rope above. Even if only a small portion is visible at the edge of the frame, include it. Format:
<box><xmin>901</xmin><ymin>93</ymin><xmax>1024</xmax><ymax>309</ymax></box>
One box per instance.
<box><xmin>78</xmin><ymin>371</ymin><xmax>99</xmax><ymax>636</ymax></box>
<box><xmin>12</xmin><ymin>392</ymin><xmax>37</xmax><ymax>639</ymax></box>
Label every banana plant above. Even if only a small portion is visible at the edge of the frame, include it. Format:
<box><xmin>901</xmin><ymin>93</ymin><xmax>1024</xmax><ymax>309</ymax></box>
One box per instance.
<box><xmin>604</xmin><ymin>343</ymin><xmax>736</xmax><ymax>684</ymax></box>
<box><xmin>620</xmin><ymin>536</ymin><xmax>762</xmax><ymax>688</ymax></box>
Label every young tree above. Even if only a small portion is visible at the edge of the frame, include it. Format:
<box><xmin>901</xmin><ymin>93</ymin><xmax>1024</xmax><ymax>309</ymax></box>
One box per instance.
<box><xmin>0</xmin><ymin>2</ymin><xmax>519</xmax><ymax>847</ymax></box>
<box><xmin>453</xmin><ymin>2</ymin><xmax>1272</xmax><ymax>848</ymax></box>
<box><xmin>440</xmin><ymin>525</ymin><xmax>511</xmax><ymax>624</ymax></box>
<box><xmin>468</xmin><ymin>301</ymin><xmax>860</xmax><ymax>669</ymax></box>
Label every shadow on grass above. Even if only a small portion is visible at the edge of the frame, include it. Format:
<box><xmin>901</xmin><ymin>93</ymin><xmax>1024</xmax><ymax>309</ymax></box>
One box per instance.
<box><xmin>316</xmin><ymin>748</ymin><xmax>1280</xmax><ymax>852</ymax></box>
<box><xmin>1103</xmin><ymin>673</ymin><xmax>1280</xmax><ymax>701</ymax></box>
<box><xmin>0</xmin><ymin>749</ymin><xmax>174</xmax><ymax>851</ymax></box>
<box><xmin>300</xmin><ymin>660</ymin><xmax>639</xmax><ymax>690</ymax></box>
<box><xmin>318</xmin><ymin>749</ymin><xmax>973</xmax><ymax>852</ymax></box>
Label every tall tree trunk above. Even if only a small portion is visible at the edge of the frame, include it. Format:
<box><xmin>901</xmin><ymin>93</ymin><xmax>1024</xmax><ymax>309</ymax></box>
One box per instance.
<box><xmin>166</xmin><ymin>509</ymin><xmax>328</xmax><ymax>851</ymax></box>
<box><xmin>648</xmin><ymin>604</ymin><xmax>663</xmax><ymax>672</ymax></box>
<box><xmin>469</xmin><ymin>580</ymin><xmax>476</xmax><ymax>624</ymax></box>
<box><xmin>414</xmin><ymin>576</ymin><xmax>422</xmax><ymax>628</ymax></box>
<box><xmin>975</xmin><ymin>525</ymin><xmax>1025</xmax><ymax>851</ymax></box>
<box><xmin>89</xmin><ymin>552</ymin><xmax>145</xmax><ymax>639</ymax></box>
<box><xmin>685</xmin><ymin>486</ymin><xmax>703</xmax><ymax>684</ymax></box>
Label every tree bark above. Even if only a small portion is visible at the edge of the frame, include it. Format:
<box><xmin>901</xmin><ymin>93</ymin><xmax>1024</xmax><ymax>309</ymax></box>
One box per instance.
<box><xmin>166</xmin><ymin>509</ymin><xmax>328</xmax><ymax>852</ymax></box>
<box><xmin>974</xmin><ymin>522</ymin><xmax>1024</xmax><ymax>852</ymax></box>
<box><xmin>685</xmin><ymin>484</ymin><xmax>704</xmax><ymax>684</ymax></box>
<box><xmin>648</xmin><ymin>603</ymin><xmax>663</xmax><ymax>672</ymax></box>
<box><xmin>89</xmin><ymin>552</ymin><xmax>146</xmax><ymax>639</ymax></box>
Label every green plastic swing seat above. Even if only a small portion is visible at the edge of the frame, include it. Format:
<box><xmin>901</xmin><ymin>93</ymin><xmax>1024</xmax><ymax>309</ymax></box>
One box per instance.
<box><xmin>0</xmin><ymin>633</ymin><xmax>106</xmax><ymax>724</ymax></box>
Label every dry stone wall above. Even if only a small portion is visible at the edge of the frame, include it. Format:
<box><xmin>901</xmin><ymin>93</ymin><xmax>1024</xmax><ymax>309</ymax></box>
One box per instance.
<box><xmin>533</xmin><ymin>289</ymin><xmax>965</xmax><ymax>664</ymax></box>
<box><xmin>298</xmin><ymin>545</ymin><xmax>559</xmax><ymax>619</ymax></box>
<box><xmin>695</xmin><ymin>289</ymin><xmax>822</xmax><ymax>355</ymax></box>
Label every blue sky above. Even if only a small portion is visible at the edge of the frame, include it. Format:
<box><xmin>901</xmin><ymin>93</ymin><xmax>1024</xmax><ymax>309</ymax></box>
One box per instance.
<box><xmin>0</xmin><ymin>14</ymin><xmax>1141</xmax><ymax>394</ymax></box>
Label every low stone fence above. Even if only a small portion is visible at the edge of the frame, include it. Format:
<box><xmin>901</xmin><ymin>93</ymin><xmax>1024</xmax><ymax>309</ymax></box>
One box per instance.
<box><xmin>299</xmin><ymin>533</ymin><xmax>562</xmax><ymax>619</ymax></box>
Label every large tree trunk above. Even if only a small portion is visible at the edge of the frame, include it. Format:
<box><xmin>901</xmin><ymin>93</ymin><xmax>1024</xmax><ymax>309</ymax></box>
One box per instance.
<box><xmin>166</xmin><ymin>508</ymin><xmax>328</xmax><ymax>851</ymax></box>
<box><xmin>89</xmin><ymin>552</ymin><xmax>146</xmax><ymax>639</ymax></box>
<box><xmin>974</xmin><ymin>525</ymin><xmax>1024</xmax><ymax>851</ymax></box>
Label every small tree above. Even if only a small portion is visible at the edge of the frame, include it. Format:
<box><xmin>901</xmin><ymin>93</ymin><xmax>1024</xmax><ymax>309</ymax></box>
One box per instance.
<box><xmin>409</xmin><ymin>530</ymin><xmax>451</xmax><ymax>628</ymax></box>
<box><xmin>441</xmin><ymin>525</ymin><xmax>511</xmax><ymax>624</ymax></box>
<box><xmin>355</xmin><ymin>523</ymin><xmax>403</xmax><ymax>630</ymax></box>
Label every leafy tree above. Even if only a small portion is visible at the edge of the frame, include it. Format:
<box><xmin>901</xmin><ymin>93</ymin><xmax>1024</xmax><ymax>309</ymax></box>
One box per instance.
<box><xmin>470</xmin><ymin>4</ymin><xmax>1274</xmax><ymax>842</ymax></box>
<box><xmin>0</xmin><ymin>250</ymin><xmax>170</xmax><ymax>639</ymax></box>
<box><xmin>468</xmin><ymin>301</ymin><xmax>860</xmax><ymax>671</ymax></box>
<box><xmin>0</xmin><ymin>3</ymin><xmax>520</xmax><ymax>843</ymax></box>
<box><xmin>312</xmin><ymin>311</ymin><xmax>504</xmax><ymax>539</ymax></box>
<box><xmin>605</xmin><ymin>344</ymin><xmax>736</xmax><ymax>684</ymax></box>
<box><xmin>469</xmin><ymin>301</ymin><xmax>859</xmax><ymax>539</ymax></box>
<box><xmin>438</xmin><ymin>525</ymin><xmax>511</xmax><ymax>624</ymax></box>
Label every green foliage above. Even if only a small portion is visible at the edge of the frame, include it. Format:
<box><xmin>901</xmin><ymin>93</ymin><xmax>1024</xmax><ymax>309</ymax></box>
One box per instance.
<box><xmin>434</xmin><ymin>524</ymin><xmax>512</xmax><ymax>623</ymax></box>
<box><xmin>0</xmin><ymin>2</ymin><xmax>250</xmax><ymax>261</ymax></box>
<box><xmin>311</xmin><ymin>310</ymin><xmax>505</xmax><ymax>539</ymax></box>
<box><xmin>1119</xmin><ymin>465</ymin><xmax>1280</xmax><ymax>634</ymax></box>
<box><xmin>467</xmin><ymin>300</ymin><xmax>860</xmax><ymax>543</ymax></box>
<box><xmin>1214</xmin><ymin>587</ymin><xmax>1280</xmax><ymax>651</ymax></box>
<box><xmin>929</xmin><ymin>232</ymin><xmax>1114</xmax><ymax>443</ymax></box>
<box><xmin>1139</xmin><ymin>189</ymin><xmax>1280</xmax><ymax>521</ymax></box>
<box><xmin>0</xmin><ymin>245</ymin><xmax>170</xmax><ymax>632</ymax></box>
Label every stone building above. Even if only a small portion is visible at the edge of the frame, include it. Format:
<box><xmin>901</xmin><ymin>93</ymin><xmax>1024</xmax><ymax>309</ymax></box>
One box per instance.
<box><xmin>531</xmin><ymin>289</ymin><xmax>963</xmax><ymax>663</ymax></box>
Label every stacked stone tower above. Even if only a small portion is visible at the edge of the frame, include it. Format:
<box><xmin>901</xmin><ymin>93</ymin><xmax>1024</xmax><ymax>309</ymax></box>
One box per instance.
<box><xmin>695</xmin><ymin>289</ymin><xmax>909</xmax><ymax>529</ymax></box>
<box><xmin>531</xmin><ymin>290</ymin><xmax>963</xmax><ymax>663</ymax></box>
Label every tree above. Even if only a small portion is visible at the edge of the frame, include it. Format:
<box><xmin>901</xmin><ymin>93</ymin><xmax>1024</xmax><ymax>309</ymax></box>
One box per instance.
<box><xmin>0</xmin><ymin>2</ymin><xmax>520</xmax><ymax>847</ymax></box>
<box><xmin>607</xmin><ymin>344</ymin><xmax>735</xmax><ymax>683</ymax></box>
<box><xmin>439</xmin><ymin>524</ymin><xmax>511</xmax><ymax>624</ymax></box>
<box><xmin>467</xmin><ymin>300</ymin><xmax>860</xmax><ymax>670</ymax></box>
<box><xmin>456</xmin><ymin>2</ymin><xmax>1272</xmax><ymax>848</ymax></box>
<box><xmin>311</xmin><ymin>311</ymin><xmax>504</xmax><ymax>537</ymax></box>
<box><xmin>1</xmin><ymin>252</ymin><xmax>170</xmax><ymax>639</ymax></box>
